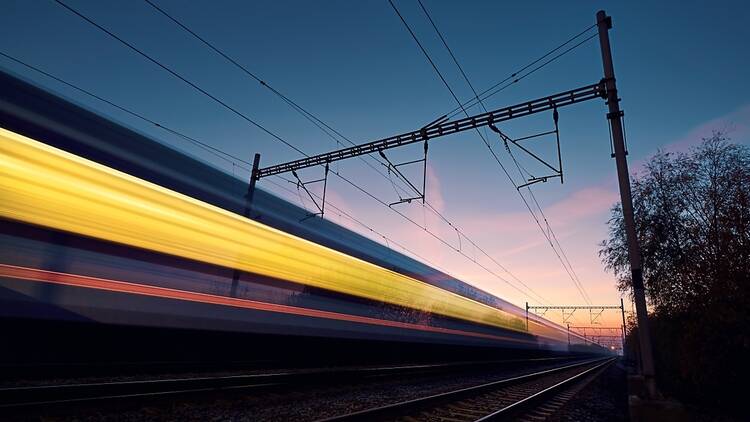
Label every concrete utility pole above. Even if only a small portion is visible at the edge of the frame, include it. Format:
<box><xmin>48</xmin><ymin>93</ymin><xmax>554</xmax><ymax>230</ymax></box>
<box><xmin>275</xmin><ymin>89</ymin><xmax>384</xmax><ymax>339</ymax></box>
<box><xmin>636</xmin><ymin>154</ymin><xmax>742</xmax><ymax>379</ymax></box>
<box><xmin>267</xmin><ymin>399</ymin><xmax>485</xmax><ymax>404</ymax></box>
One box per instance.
<box><xmin>596</xmin><ymin>10</ymin><xmax>657</xmax><ymax>397</ymax></box>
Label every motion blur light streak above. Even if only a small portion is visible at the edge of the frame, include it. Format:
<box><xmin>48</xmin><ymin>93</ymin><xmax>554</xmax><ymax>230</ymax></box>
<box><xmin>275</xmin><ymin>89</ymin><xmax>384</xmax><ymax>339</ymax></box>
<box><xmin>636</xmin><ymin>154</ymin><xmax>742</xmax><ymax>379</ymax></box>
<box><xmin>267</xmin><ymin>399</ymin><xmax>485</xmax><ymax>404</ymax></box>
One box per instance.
<box><xmin>0</xmin><ymin>263</ymin><xmax>531</xmax><ymax>344</ymax></box>
<box><xmin>0</xmin><ymin>127</ymin><xmax>530</xmax><ymax>333</ymax></box>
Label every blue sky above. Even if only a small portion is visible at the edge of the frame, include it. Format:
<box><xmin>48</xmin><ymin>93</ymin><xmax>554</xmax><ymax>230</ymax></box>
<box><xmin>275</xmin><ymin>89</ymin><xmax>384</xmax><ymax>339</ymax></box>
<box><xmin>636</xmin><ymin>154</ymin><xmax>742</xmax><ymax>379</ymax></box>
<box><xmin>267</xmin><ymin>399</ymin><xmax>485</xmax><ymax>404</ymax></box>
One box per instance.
<box><xmin>2</xmin><ymin>0</ymin><xmax>748</xmax><ymax>325</ymax></box>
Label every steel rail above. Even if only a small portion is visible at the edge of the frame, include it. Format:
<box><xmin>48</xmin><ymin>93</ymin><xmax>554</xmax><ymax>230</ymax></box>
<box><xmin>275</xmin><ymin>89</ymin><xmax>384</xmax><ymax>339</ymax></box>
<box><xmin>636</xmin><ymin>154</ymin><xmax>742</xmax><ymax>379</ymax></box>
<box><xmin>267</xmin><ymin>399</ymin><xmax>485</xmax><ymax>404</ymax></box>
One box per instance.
<box><xmin>0</xmin><ymin>357</ymin><xmax>574</xmax><ymax>409</ymax></box>
<box><xmin>477</xmin><ymin>357</ymin><xmax>614</xmax><ymax>420</ymax></box>
<box><xmin>317</xmin><ymin>356</ymin><xmax>613</xmax><ymax>421</ymax></box>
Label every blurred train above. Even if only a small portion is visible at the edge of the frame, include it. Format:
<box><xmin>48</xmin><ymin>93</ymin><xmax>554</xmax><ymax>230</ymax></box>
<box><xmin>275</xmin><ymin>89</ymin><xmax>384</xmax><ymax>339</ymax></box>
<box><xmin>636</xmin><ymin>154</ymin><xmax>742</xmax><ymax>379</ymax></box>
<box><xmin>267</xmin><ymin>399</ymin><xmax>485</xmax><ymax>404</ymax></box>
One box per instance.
<box><xmin>0</xmin><ymin>69</ymin><xmax>606</xmax><ymax>366</ymax></box>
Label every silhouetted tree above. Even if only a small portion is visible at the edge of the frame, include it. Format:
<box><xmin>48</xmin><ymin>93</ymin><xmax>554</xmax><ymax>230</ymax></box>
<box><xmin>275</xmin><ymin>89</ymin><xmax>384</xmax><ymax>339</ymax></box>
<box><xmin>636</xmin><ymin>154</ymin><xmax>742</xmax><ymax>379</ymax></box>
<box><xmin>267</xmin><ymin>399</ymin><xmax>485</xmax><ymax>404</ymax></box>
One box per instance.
<box><xmin>600</xmin><ymin>133</ymin><xmax>749</xmax><ymax>411</ymax></box>
<box><xmin>600</xmin><ymin>133</ymin><xmax>750</xmax><ymax>314</ymax></box>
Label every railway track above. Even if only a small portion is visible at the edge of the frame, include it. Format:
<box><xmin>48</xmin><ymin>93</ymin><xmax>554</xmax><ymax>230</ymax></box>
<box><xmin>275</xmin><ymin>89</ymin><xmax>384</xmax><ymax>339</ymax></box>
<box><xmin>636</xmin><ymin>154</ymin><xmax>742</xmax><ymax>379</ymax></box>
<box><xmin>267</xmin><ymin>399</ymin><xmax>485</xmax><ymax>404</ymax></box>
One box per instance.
<box><xmin>318</xmin><ymin>357</ymin><xmax>615</xmax><ymax>421</ymax></box>
<box><xmin>0</xmin><ymin>356</ymin><xmax>577</xmax><ymax>410</ymax></box>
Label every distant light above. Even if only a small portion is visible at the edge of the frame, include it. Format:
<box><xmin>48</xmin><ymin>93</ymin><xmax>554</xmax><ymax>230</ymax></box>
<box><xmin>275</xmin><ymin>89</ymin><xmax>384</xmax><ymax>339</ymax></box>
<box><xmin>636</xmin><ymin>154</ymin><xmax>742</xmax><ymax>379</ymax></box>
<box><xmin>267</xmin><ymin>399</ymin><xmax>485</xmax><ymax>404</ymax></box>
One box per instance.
<box><xmin>611</xmin><ymin>346</ymin><xmax>616</xmax><ymax>350</ymax></box>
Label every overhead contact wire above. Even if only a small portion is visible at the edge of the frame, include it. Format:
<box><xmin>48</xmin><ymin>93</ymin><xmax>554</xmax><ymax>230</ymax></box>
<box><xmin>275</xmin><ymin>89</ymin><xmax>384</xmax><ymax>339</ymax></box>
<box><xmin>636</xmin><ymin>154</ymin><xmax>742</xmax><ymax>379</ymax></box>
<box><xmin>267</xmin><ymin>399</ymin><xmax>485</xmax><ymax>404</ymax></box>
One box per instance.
<box><xmin>144</xmin><ymin>0</ymin><xmax>542</xmax><ymax>302</ymax></box>
<box><xmin>50</xmin><ymin>0</ymin><xmax>553</xmax><ymax>304</ymax></box>
<box><xmin>143</xmin><ymin>0</ymin><xmax>414</xmax><ymax>197</ymax></box>
<box><xmin>389</xmin><ymin>0</ymin><xmax>552</xmax><ymax>303</ymax></box>
<box><xmin>54</xmin><ymin>0</ymin><xmax>305</xmax><ymax>156</ymax></box>
<box><xmin>404</xmin><ymin>0</ymin><xmax>592</xmax><ymax>304</ymax></box>
<box><xmin>444</xmin><ymin>25</ymin><xmax>598</xmax><ymax>118</ymax></box>
<box><xmin>0</xmin><ymin>50</ymin><xmax>456</xmax><ymax>283</ymax></box>
<box><xmin>0</xmin><ymin>48</ymin><xmax>532</xmax><ymax>303</ymax></box>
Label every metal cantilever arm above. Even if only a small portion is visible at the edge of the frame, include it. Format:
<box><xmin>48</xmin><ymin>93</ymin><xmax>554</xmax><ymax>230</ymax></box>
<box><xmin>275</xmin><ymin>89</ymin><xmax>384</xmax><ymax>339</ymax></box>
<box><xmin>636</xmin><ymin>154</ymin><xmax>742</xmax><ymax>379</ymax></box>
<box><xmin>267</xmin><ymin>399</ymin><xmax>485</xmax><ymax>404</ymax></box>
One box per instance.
<box><xmin>291</xmin><ymin>163</ymin><xmax>330</xmax><ymax>220</ymax></box>
<box><xmin>378</xmin><ymin>140</ymin><xmax>429</xmax><ymax>206</ymax></box>
<box><xmin>255</xmin><ymin>82</ymin><xmax>606</xmax><ymax>179</ymax></box>
<box><xmin>488</xmin><ymin>105</ymin><xmax>564</xmax><ymax>190</ymax></box>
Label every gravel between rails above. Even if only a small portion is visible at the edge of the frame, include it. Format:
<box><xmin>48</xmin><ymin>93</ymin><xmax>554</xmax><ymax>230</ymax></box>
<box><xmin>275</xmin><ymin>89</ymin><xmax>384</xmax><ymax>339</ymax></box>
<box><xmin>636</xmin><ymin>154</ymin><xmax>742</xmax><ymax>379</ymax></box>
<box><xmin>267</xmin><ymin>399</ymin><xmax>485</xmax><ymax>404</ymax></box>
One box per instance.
<box><xmin>320</xmin><ymin>358</ymin><xmax>611</xmax><ymax>422</ymax></box>
<box><xmin>4</xmin><ymin>358</ymin><xmax>592</xmax><ymax>421</ymax></box>
<box><xmin>546</xmin><ymin>360</ymin><xmax>628</xmax><ymax>422</ymax></box>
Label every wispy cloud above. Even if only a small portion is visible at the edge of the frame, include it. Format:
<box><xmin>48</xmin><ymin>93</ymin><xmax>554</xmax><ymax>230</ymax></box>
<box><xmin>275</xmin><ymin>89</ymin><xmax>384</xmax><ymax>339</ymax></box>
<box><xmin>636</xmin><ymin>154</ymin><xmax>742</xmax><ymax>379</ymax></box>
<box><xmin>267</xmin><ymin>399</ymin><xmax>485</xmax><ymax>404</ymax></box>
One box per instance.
<box><xmin>664</xmin><ymin>103</ymin><xmax>750</xmax><ymax>153</ymax></box>
<box><xmin>631</xmin><ymin>103</ymin><xmax>750</xmax><ymax>175</ymax></box>
<box><xmin>545</xmin><ymin>187</ymin><xmax>619</xmax><ymax>224</ymax></box>
<box><xmin>458</xmin><ymin>186</ymin><xmax>617</xmax><ymax>243</ymax></box>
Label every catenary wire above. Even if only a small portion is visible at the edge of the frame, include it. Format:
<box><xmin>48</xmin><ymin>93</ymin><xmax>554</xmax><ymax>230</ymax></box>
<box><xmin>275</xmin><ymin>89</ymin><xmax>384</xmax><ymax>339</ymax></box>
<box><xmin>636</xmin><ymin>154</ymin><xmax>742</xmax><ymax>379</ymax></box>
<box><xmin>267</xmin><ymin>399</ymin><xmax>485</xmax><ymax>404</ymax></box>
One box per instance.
<box><xmin>417</xmin><ymin>0</ymin><xmax>592</xmax><ymax>304</ymax></box>
<box><xmin>0</xmin><ymin>50</ymin><xmax>461</xmax><ymax>281</ymax></box>
<box><xmin>142</xmin><ymin>0</ymin><xmax>589</xmax><ymax>306</ymax></box>
<box><xmin>49</xmin><ymin>0</ymin><xmax>554</xmax><ymax>303</ymax></box>
<box><xmin>0</xmin><ymin>47</ymin><xmax>545</xmax><ymax>304</ymax></box>
<box><xmin>0</xmin><ymin>51</ymin><xmax>244</xmax><ymax>168</ymax></box>
<box><xmin>399</xmin><ymin>0</ymin><xmax>591</xmax><ymax>304</ymax></box>
<box><xmin>395</xmin><ymin>0</ymin><xmax>585</xmax><ymax>303</ymax></box>
<box><xmin>444</xmin><ymin>25</ymin><xmax>598</xmax><ymax>118</ymax></box>
<box><xmin>54</xmin><ymin>0</ymin><xmax>305</xmax><ymax>156</ymax></box>
<box><xmin>142</xmin><ymin>0</ymin><xmax>407</xmax><ymax>190</ymax></box>
<box><xmin>528</xmin><ymin>191</ymin><xmax>592</xmax><ymax>303</ymax></box>
<box><xmin>415</xmin><ymin>0</ymin><xmax>594</xmax><ymax>304</ymax></box>
<box><xmin>488</xmin><ymin>108</ymin><xmax>592</xmax><ymax>304</ymax></box>
<box><xmin>410</xmin><ymin>1</ymin><xmax>551</xmax><ymax>302</ymax></box>
<box><xmin>141</xmin><ymin>0</ymin><xmax>547</xmax><ymax>301</ymax></box>
<box><xmin>143</xmin><ymin>0</ymin><xmax>430</xmax><ymax>203</ymax></box>
<box><xmin>446</xmin><ymin>32</ymin><xmax>599</xmax><ymax>119</ymax></box>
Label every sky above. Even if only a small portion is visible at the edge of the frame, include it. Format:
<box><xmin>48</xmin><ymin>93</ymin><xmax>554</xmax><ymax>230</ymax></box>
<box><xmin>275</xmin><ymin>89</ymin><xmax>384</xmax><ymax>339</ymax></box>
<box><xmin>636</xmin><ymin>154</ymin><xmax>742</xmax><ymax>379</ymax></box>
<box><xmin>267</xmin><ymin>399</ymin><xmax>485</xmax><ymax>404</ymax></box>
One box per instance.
<box><xmin>2</xmin><ymin>0</ymin><xmax>749</xmax><ymax>329</ymax></box>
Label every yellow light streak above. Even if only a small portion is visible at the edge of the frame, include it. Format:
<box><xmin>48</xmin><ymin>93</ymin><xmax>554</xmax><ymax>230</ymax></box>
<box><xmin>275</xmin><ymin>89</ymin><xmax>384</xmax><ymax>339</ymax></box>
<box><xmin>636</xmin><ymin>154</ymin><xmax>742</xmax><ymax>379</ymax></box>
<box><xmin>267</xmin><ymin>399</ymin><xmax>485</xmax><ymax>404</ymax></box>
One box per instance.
<box><xmin>0</xmin><ymin>127</ymin><xmax>549</xmax><ymax>336</ymax></box>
